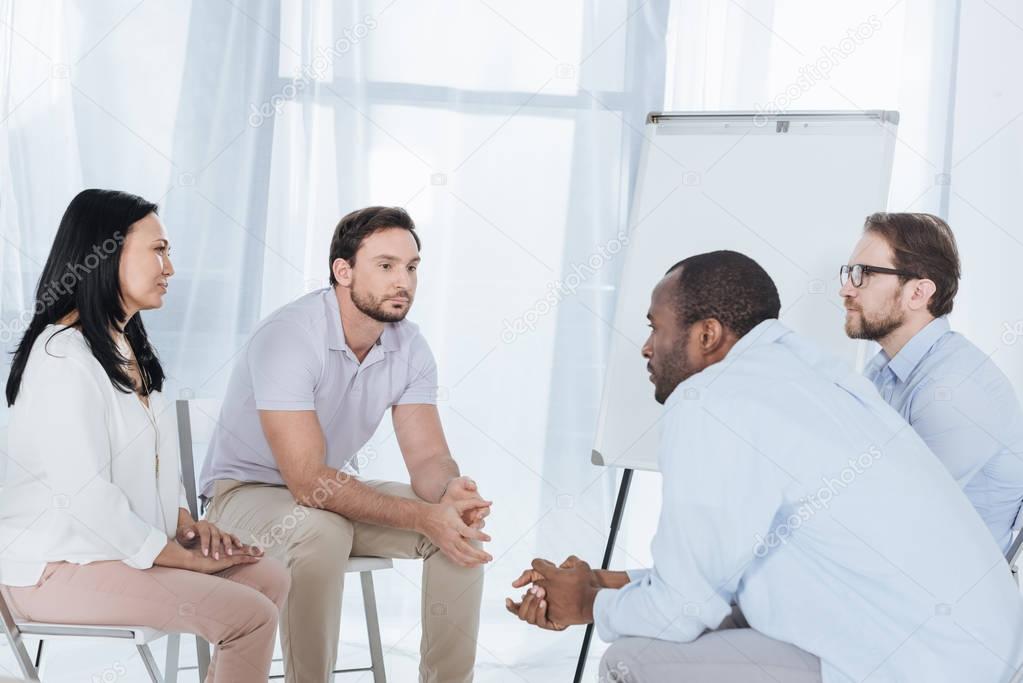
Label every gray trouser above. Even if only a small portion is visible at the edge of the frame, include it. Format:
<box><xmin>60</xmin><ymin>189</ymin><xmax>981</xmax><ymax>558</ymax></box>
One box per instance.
<box><xmin>599</xmin><ymin>610</ymin><xmax>821</xmax><ymax>683</ymax></box>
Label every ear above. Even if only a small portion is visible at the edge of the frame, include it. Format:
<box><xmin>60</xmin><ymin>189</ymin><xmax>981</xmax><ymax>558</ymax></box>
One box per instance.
<box><xmin>332</xmin><ymin>258</ymin><xmax>353</xmax><ymax>287</ymax></box>
<box><xmin>906</xmin><ymin>278</ymin><xmax>936</xmax><ymax>312</ymax></box>
<box><xmin>696</xmin><ymin>318</ymin><xmax>727</xmax><ymax>355</ymax></box>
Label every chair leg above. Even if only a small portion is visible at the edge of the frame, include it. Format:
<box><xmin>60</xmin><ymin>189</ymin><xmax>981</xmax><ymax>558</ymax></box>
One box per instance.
<box><xmin>0</xmin><ymin>598</ymin><xmax>39</xmax><ymax>680</ymax></box>
<box><xmin>164</xmin><ymin>633</ymin><xmax>180</xmax><ymax>683</ymax></box>
<box><xmin>2</xmin><ymin>631</ymin><xmax>38</xmax><ymax>680</ymax></box>
<box><xmin>34</xmin><ymin>639</ymin><xmax>44</xmax><ymax>669</ymax></box>
<box><xmin>360</xmin><ymin>571</ymin><xmax>386</xmax><ymax>683</ymax></box>
<box><xmin>137</xmin><ymin>643</ymin><xmax>165</xmax><ymax>683</ymax></box>
<box><xmin>196</xmin><ymin>635</ymin><xmax>211</xmax><ymax>681</ymax></box>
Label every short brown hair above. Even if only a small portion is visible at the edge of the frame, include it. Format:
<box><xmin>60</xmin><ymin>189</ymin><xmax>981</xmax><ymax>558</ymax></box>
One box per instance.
<box><xmin>328</xmin><ymin>206</ymin><xmax>420</xmax><ymax>285</ymax></box>
<box><xmin>863</xmin><ymin>212</ymin><xmax>960</xmax><ymax>317</ymax></box>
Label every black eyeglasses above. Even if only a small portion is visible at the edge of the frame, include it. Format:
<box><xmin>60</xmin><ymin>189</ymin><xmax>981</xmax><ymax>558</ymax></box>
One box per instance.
<box><xmin>839</xmin><ymin>264</ymin><xmax>919</xmax><ymax>288</ymax></box>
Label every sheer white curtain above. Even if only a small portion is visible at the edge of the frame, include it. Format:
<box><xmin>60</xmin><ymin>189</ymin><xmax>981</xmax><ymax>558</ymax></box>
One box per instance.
<box><xmin>946</xmin><ymin>0</ymin><xmax>1023</xmax><ymax>388</ymax></box>
<box><xmin>1</xmin><ymin>0</ymin><xmax>668</xmax><ymax>677</ymax></box>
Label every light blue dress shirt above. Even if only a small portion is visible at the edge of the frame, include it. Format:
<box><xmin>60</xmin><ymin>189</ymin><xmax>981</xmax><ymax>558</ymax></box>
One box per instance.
<box><xmin>864</xmin><ymin>316</ymin><xmax>1023</xmax><ymax>552</ymax></box>
<box><xmin>593</xmin><ymin>319</ymin><xmax>1023</xmax><ymax>683</ymax></box>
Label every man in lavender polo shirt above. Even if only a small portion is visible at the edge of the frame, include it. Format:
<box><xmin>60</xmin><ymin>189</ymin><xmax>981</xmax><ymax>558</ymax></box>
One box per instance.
<box><xmin>199</xmin><ymin>206</ymin><xmax>491</xmax><ymax>683</ymax></box>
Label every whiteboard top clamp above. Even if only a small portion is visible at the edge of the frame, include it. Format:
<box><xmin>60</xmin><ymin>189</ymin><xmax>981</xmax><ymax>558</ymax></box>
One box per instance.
<box><xmin>647</xmin><ymin>110</ymin><xmax>900</xmax><ymax>126</ymax></box>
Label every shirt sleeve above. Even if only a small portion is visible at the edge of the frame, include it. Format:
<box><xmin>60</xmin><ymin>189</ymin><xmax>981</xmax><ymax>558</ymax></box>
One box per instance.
<box><xmin>593</xmin><ymin>397</ymin><xmax>787</xmax><ymax>643</ymax></box>
<box><xmin>248</xmin><ymin>320</ymin><xmax>321</xmax><ymax>411</ymax></box>
<box><xmin>31</xmin><ymin>355</ymin><xmax>168</xmax><ymax>570</ymax></box>
<box><xmin>178</xmin><ymin>478</ymin><xmax>191</xmax><ymax>512</ymax></box>
<box><xmin>908</xmin><ymin>373</ymin><xmax>1006</xmax><ymax>486</ymax></box>
<box><xmin>395</xmin><ymin>335</ymin><xmax>439</xmax><ymax>405</ymax></box>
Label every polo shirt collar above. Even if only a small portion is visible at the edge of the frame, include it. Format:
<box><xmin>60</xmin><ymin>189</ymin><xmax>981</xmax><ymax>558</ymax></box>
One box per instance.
<box><xmin>884</xmin><ymin>316</ymin><xmax>950</xmax><ymax>382</ymax></box>
<box><xmin>323</xmin><ymin>288</ymin><xmax>401</xmax><ymax>354</ymax></box>
<box><xmin>324</xmin><ymin>288</ymin><xmax>347</xmax><ymax>351</ymax></box>
<box><xmin>378</xmin><ymin>323</ymin><xmax>400</xmax><ymax>352</ymax></box>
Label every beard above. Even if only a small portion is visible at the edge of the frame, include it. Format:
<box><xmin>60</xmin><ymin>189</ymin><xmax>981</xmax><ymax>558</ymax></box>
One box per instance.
<box><xmin>351</xmin><ymin>279</ymin><xmax>412</xmax><ymax>323</ymax></box>
<box><xmin>650</xmin><ymin>353</ymin><xmax>691</xmax><ymax>405</ymax></box>
<box><xmin>844</xmin><ymin>293</ymin><xmax>904</xmax><ymax>341</ymax></box>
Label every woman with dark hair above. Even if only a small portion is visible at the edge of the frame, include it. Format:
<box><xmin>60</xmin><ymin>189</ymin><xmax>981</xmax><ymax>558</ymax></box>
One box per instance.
<box><xmin>0</xmin><ymin>189</ymin><xmax>289</xmax><ymax>682</ymax></box>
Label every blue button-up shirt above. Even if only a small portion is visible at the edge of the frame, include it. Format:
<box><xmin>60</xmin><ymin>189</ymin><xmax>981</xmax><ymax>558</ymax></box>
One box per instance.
<box><xmin>864</xmin><ymin>316</ymin><xmax>1023</xmax><ymax>551</ymax></box>
<box><xmin>594</xmin><ymin>319</ymin><xmax>1023</xmax><ymax>683</ymax></box>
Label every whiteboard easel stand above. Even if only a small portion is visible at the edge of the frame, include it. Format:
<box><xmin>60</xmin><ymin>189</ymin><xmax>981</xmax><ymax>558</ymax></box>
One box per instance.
<box><xmin>572</xmin><ymin>467</ymin><xmax>633</xmax><ymax>683</ymax></box>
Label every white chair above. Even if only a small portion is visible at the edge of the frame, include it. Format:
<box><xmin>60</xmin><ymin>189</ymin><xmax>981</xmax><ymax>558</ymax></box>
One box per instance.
<box><xmin>1007</xmin><ymin>505</ymin><xmax>1023</xmax><ymax>586</ymax></box>
<box><xmin>993</xmin><ymin>511</ymin><xmax>1023</xmax><ymax>683</ymax></box>
<box><xmin>0</xmin><ymin>611</ymin><xmax>166</xmax><ymax>682</ymax></box>
<box><xmin>998</xmin><ymin>506</ymin><xmax>1023</xmax><ymax>683</ymax></box>
<box><xmin>173</xmin><ymin>398</ymin><xmax>389</xmax><ymax>682</ymax></box>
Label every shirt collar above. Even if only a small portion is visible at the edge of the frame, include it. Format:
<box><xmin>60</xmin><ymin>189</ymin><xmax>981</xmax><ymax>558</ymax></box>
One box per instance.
<box><xmin>724</xmin><ymin>318</ymin><xmax>791</xmax><ymax>359</ymax></box>
<box><xmin>324</xmin><ymin>288</ymin><xmax>347</xmax><ymax>351</ymax></box>
<box><xmin>664</xmin><ymin>319</ymin><xmax>790</xmax><ymax>407</ymax></box>
<box><xmin>882</xmin><ymin>316</ymin><xmax>950</xmax><ymax>382</ymax></box>
<box><xmin>378</xmin><ymin>324</ymin><xmax>400</xmax><ymax>352</ymax></box>
<box><xmin>322</xmin><ymin>288</ymin><xmax>401</xmax><ymax>354</ymax></box>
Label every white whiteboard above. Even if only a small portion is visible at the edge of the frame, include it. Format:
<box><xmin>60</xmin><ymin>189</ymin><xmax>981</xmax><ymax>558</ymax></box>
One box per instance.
<box><xmin>593</xmin><ymin>111</ymin><xmax>898</xmax><ymax>472</ymax></box>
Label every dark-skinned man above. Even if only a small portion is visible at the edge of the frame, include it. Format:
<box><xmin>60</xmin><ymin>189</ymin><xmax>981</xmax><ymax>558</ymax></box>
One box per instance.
<box><xmin>508</xmin><ymin>250</ymin><xmax>1023</xmax><ymax>682</ymax></box>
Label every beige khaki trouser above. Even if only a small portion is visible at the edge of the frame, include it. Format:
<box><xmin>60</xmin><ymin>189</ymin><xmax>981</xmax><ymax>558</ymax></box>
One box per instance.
<box><xmin>205</xmin><ymin>478</ymin><xmax>484</xmax><ymax>683</ymax></box>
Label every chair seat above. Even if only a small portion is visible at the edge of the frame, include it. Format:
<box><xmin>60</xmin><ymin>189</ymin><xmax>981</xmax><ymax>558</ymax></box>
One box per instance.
<box><xmin>15</xmin><ymin>621</ymin><xmax>166</xmax><ymax>645</ymax></box>
<box><xmin>12</xmin><ymin>559</ymin><xmax>389</xmax><ymax>648</ymax></box>
<box><xmin>346</xmin><ymin>556</ymin><xmax>393</xmax><ymax>572</ymax></box>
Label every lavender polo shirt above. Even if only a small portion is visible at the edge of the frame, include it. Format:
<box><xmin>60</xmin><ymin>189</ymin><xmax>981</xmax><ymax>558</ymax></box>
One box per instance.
<box><xmin>198</xmin><ymin>288</ymin><xmax>438</xmax><ymax>497</ymax></box>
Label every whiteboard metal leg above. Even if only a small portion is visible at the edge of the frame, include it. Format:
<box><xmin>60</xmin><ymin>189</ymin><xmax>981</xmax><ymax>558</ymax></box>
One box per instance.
<box><xmin>573</xmin><ymin>468</ymin><xmax>633</xmax><ymax>683</ymax></box>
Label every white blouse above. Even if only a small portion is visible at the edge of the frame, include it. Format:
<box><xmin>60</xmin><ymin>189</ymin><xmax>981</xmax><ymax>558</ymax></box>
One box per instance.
<box><xmin>0</xmin><ymin>325</ymin><xmax>187</xmax><ymax>586</ymax></box>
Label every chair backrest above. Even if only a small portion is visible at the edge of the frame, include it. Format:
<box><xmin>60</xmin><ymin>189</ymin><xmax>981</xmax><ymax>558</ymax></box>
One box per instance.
<box><xmin>1007</xmin><ymin>512</ymin><xmax>1023</xmax><ymax>583</ymax></box>
<box><xmin>175</xmin><ymin>398</ymin><xmax>223</xmax><ymax>519</ymax></box>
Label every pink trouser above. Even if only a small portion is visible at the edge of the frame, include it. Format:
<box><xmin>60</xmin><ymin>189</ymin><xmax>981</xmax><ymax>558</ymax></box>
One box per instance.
<box><xmin>1</xmin><ymin>557</ymin><xmax>290</xmax><ymax>682</ymax></box>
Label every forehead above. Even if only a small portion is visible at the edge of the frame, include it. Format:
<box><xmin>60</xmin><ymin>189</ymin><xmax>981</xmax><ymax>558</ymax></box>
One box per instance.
<box><xmin>648</xmin><ymin>271</ymin><xmax>679</xmax><ymax>317</ymax></box>
<box><xmin>358</xmin><ymin>227</ymin><xmax>419</xmax><ymax>258</ymax></box>
<box><xmin>130</xmin><ymin>213</ymin><xmax>166</xmax><ymax>241</ymax></box>
<box><xmin>850</xmin><ymin>231</ymin><xmax>893</xmax><ymax>265</ymax></box>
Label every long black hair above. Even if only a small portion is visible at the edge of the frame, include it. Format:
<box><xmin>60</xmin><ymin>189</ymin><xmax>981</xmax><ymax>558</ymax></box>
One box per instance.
<box><xmin>5</xmin><ymin>189</ymin><xmax>166</xmax><ymax>406</ymax></box>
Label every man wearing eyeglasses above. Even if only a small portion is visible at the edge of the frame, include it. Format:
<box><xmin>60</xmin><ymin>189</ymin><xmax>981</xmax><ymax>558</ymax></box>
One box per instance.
<box><xmin>840</xmin><ymin>212</ymin><xmax>1023</xmax><ymax>552</ymax></box>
